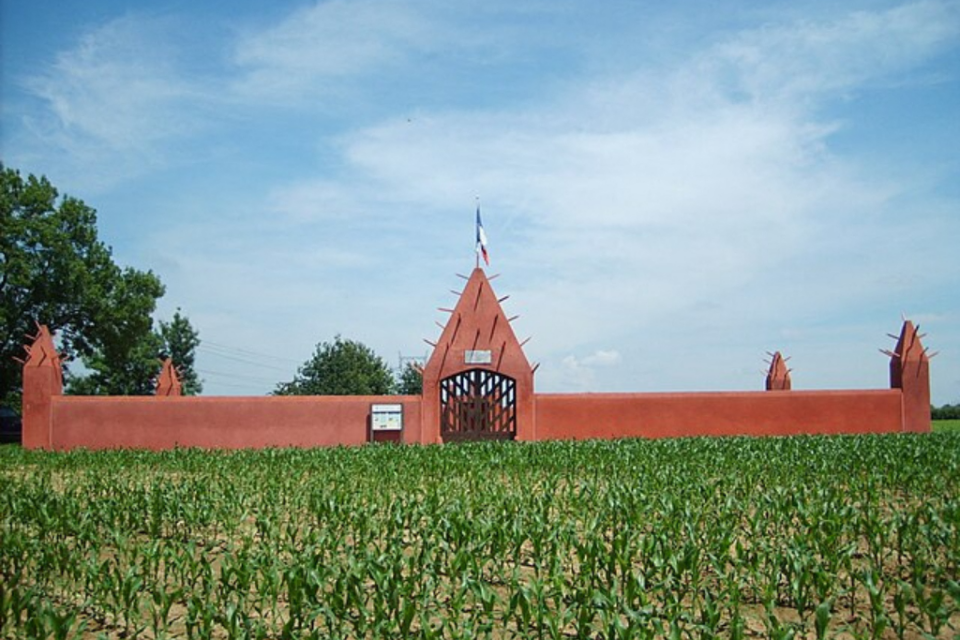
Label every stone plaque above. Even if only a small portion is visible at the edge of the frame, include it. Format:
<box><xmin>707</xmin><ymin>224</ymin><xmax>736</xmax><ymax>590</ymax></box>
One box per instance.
<box><xmin>464</xmin><ymin>350</ymin><xmax>492</xmax><ymax>364</ymax></box>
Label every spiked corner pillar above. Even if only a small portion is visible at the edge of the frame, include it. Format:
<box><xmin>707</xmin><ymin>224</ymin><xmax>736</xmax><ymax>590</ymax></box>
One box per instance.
<box><xmin>888</xmin><ymin>320</ymin><xmax>932</xmax><ymax>433</ymax></box>
<box><xmin>156</xmin><ymin>358</ymin><xmax>183</xmax><ymax>397</ymax></box>
<box><xmin>765</xmin><ymin>352</ymin><xmax>792</xmax><ymax>391</ymax></box>
<box><xmin>21</xmin><ymin>326</ymin><xmax>64</xmax><ymax>449</ymax></box>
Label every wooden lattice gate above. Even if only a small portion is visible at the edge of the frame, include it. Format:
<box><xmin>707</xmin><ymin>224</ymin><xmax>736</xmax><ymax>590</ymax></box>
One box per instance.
<box><xmin>440</xmin><ymin>369</ymin><xmax>517</xmax><ymax>442</ymax></box>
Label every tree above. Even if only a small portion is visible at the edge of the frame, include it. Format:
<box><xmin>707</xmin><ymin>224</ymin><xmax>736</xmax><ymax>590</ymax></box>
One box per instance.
<box><xmin>932</xmin><ymin>403</ymin><xmax>960</xmax><ymax>420</ymax></box>
<box><xmin>158</xmin><ymin>309</ymin><xmax>202</xmax><ymax>395</ymax></box>
<box><xmin>275</xmin><ymin>336</ymin><xmax>394</xmax><ymax>396</ymax></box>
<box><xmin>395</xmin><ymin>361</ymin><xmax>423</xmax><ymax>395</ymax></box>
<box><xmin>1</xmin><ymin>164</ymin><xmax>165</xmax><ymax>407</ymax></box>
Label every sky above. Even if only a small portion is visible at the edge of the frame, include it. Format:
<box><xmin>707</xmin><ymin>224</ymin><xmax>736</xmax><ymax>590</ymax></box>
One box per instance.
<box><xmin>2</xmin><ymin>0</ymin><xmax>959</xmax><ymax>403</ymax></box>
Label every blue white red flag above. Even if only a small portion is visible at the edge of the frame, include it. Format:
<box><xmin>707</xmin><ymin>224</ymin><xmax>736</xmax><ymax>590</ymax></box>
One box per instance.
<box><xmin>475</xmin><ymin>206</ymin><xmax>489</xmax><ymax>266</ymax></box>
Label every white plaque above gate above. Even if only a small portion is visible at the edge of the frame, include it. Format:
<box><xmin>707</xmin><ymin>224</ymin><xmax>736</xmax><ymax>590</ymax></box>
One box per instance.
<box><xmin>464</xmin><ymin>350</ymin><xmax>492</xmax><ymax>364</ymax></box>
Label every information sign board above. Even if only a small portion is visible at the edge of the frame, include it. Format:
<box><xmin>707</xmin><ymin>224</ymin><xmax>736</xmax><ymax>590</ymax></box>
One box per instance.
<box><xmin>371</xmin><ymin>404</ymin><xmax>403</xmax><ymax>431</ymax></box>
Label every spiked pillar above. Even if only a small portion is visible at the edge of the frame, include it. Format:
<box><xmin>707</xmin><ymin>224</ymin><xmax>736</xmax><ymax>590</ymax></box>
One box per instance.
<box><xmin>21</xmin><ymin>326</ymin><xmax>63</xmax><ymax>449</ymax></box>
<box><xmin>764</xmin><ymin>352</ymin><xmax>792</xmax><ymax>391</ymax></box>
<box><xmin>156</xmin><ymin>358</ymin><xmax>183</xmax><ymax>396</ymax></box>
<box><xmin>888</xmin><ymin>320</ymin><xmax>931</xmax><ymax>433</ymax></box>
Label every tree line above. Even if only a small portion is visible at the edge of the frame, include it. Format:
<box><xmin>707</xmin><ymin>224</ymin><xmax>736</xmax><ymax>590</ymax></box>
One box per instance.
<box><xmin>2</xmin><ymin>164</ymin><xmax>420</xmax><ymax>412</ymax></box>
<box><xmin>932</xmin><ymin>404</ymin><xmax>960</xmax><ymax>420</ymax></box>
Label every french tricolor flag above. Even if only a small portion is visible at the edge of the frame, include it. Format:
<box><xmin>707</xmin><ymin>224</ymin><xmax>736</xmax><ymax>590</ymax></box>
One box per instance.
<box><xmin>475</xmin><ymin>206</ymin><xmax>489</xmax><ymax>266</ymax></box>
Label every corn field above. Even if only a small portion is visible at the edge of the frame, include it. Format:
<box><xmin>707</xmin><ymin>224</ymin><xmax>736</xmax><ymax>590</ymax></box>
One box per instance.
<box><xmin>1</xmin><ymin>434</ymin><xmax>959</xmax><ymax>639</ymax></box>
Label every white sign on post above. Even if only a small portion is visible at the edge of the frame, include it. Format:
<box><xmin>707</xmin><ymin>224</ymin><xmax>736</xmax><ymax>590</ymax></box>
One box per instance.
<box><xmin>371</xmin><ymin>404</ymin><xmax>403</xmax><ymax>431</ymax></box>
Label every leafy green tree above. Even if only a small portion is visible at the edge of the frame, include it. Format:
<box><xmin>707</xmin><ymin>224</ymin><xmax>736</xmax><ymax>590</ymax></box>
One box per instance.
<box><xmin>1</xmin><ymin>164</ymin><xmax>164</xmax><ymax>406</ymax></box>
<box><xmin>275</xmin><ymin>336</ymin><xmax>394</xmax><ymax>396</ymax></box>
<box><xmin>65</xmin><ymin>267</ymin><xmax>166</xmax><ymax>395</ymax></box>
<box><xmin>159</xmin><ymin>308</ymin><xmax>203</xmax><ymax>395</ymax></box>
<box><xmin>396</xmin><ymin>361</ymin><xmax>423</xmax><ymax>395</ymax></box>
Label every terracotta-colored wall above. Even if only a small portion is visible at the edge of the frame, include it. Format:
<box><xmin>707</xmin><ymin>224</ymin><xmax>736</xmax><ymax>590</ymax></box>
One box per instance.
<box><xmin>22</xmin><ymin>365</ymin><xmax>59</xmax><ymax>449</ymax></box>
<box><xmin>50</xmin><ymin>395</ymin><xmax>421</xmax><ymax>451</ymax></box>
<box><xmin>535</xmin><ymin>389</ymin><xmax>904</xmax><ymax>440</ymax></box>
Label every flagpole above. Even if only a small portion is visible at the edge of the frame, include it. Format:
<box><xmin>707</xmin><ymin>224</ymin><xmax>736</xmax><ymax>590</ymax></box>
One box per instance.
<box><xmin>475</xmin><ymin>196</ymin><xmax>480</xmax><ymax>270</ymax></box>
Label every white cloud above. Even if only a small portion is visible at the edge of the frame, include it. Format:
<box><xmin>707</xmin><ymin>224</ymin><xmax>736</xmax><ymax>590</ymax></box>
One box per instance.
<box><xmin>581</xmin><ymin>350</ymin><xmax>622</xmax><ymax>367</ymax></box>
<box><xmin>559</xmin><ymin>350</ymin><xmax>622</xmax><ymax>390</ymax></box>
<box><xmin>703</xmin><ymin>0</ymin><xmax>960</xmax><ymax>101</ymax></box>
<box><xmin>25</xmin><ymin>17</ymin><xmax>192</xmax><ymax>148</ymax></box>
<box><xmin>11</xmin><ymin>14</ymin><xmax>213</xmax><ymax>190</ymax></box>
<box><xmin>233</xmin><ymin>1</ymin><xmax>431</xmax><ymax>78</ymax></box>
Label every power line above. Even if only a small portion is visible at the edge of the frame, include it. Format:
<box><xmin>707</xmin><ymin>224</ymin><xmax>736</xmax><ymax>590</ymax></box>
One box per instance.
<box><xmin>203</xmin><ymin>380</ymin><xmax>273</xmax><ymax>392</ymax></box>
<box><xmin>202</xmin><ymin>340</ymin><xmax>299</xmax><ymax>364</ymax></box>
<box><xmin>197</xmin><ymin>347</ymin><xmax>292</xmax><ymax>372</ymax></box>
<box><xmin>197</xmin><ymin>368</ymin><xmax>280</xmax><ymax>384</ymax></box>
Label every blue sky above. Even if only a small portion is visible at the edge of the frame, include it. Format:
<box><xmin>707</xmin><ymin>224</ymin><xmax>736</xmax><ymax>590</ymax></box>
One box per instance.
<box><xmin>2</xmin><ymin>0</ymin><xmax>958</xmax><ymax>403</ymax></box>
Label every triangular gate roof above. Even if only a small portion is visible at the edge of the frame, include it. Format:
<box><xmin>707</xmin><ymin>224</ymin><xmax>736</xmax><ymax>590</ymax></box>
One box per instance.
<box><xmin>422</xmin><ymin>268</ymin><xmax>532</xmax><ymax>383</ymax></box>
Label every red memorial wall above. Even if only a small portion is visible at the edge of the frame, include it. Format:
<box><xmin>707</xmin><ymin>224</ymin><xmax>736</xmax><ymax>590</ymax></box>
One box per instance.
<box><xmin>20</xmin><ymin>268</ymin><xmax>931</xmax><ymax>450</ymax></box>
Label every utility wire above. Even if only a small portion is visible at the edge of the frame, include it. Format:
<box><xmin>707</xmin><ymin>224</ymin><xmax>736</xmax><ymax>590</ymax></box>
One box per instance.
<box><xmin>197</xmin><ymin>347</ymin><xmax>292</xmax><ymax>372</ymax></box>
<box><xmin>204</xmin><ymin>380</ymin><xmax>274</xmax><ymax>392</ymax></box>
<box><xmin>202</xmin><ymin>340</ymin><xmax>299</xmax><ymax>364</ymax></box>
<box><xmin>197</xmin><ymin>368</ymin><xmax>280</xmax><ymax>384</ymax></box>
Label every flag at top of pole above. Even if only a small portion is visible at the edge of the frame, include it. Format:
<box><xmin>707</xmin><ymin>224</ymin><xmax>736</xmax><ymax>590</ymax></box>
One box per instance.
<box><xmin>475</xmin><ymin>204</ymin><xmax>489</xmax><ymax>267</ymax></box>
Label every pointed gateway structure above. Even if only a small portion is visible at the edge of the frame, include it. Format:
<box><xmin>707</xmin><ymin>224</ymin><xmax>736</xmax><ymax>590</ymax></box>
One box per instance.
<box><xmin>420</xmin><ymin>269</ymin><xmax>536</xmax><ymax>444</ymax></box>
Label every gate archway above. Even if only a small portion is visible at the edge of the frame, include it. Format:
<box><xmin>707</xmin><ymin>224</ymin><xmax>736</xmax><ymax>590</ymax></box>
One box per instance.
<box><xmin>440</xmin><ymin>369</ymin><xmax>517</xmax><ymax>442</ymax></box>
